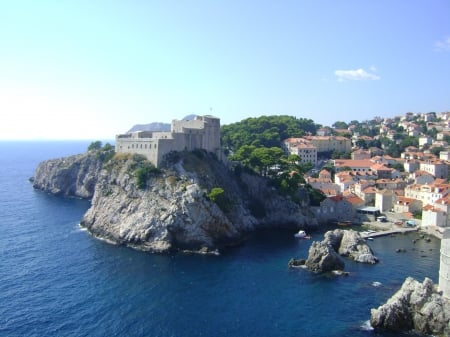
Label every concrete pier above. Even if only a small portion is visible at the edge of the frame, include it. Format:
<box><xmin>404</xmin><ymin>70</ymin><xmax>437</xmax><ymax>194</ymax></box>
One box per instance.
<box><xmin>361</xmin><ymin>227</ymin><xmax>419</xmax><ymax>239</ymax></box>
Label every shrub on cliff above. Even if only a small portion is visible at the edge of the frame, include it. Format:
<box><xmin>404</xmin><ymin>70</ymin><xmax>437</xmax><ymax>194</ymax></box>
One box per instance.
<box><xmin>208</xmin><ymin>187</ymin><xmax>232</xmax><ymax>212</ymax></box>
<box><xmin>135</xmin><ymin>165</ymin><xmax>160</xmax><ymax>189</ymax></box>
<box><xmin>87</xmin><ymin>141</ymin><xmax>115</xmax><ymax>162</ymax></box>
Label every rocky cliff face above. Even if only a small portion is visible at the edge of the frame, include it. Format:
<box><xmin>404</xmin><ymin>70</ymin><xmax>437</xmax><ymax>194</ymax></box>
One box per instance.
<box><xmin>31</xmin><ymin>151</ymin><xmax>104</xmax><ymax>198</ymax></box>
<box><xmin>32</xmin><ymin>150</ymin><xmax>314</xmax><ymax>253</ymax></box>
<box><xmin>370</xmin><ymin>277</ymin><xmax>450</xmax><ymax>336</ymax></box>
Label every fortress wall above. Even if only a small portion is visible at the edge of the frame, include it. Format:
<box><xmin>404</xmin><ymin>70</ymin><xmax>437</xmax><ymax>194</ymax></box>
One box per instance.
<box><xmin>115</xmin><ymin>115</ymin><xmax>221</xmax><ymax>167</ymax></box>
<box><xmin>115</xmin><ymin>137</ymin><xmax>176</xmax><ymax>167</ymax></box>
<box><xmin>439</xmin><ymin>229</ymin><xmax>450</xmax><ymax>299</ymax></box>
<box><xmin>172</xmin><ymin>118</ymin><xmax>205</xmax><ymax>133</ymax></box>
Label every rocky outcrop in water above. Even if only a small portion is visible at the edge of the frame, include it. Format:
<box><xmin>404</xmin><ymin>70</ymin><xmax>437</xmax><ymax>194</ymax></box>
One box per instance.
<box><xmin>370</xmin><ymin>277</ymin><xmax>450</xmax><ymax>336</ymax></box>
<box><xmin>32</xmin><ymin>149</ymin><xmax>315</xmax><ymax>253</ymax></box>
<box><xmin>324</xmin><ymin>229</ymin><xmax>378</xmax><ymax>264</ymax></box>
<box><xmin>305</xmin><ymin>241</ymin><xmax>345</xmax><ymax>273</ymax></box>
<box><xmin>302</xmin><ymin>229</ymin><xmax>378</xmax><ymax>273</ymax></box>
<box><xmin>31</xmin><ymin>151</ymin><xmax>105</xmax><ymax>198</ymax></box>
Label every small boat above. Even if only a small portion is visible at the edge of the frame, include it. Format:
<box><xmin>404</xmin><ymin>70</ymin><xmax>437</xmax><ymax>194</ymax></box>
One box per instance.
<box><xmin>294</xmin><ymin>230</ymin><xmax>311</xmax><ymax>239</ymax></box>
<box><xmin>338</xmin><ymin>221</ymin><xmax>352</xmax><ymax>227</ymax></box>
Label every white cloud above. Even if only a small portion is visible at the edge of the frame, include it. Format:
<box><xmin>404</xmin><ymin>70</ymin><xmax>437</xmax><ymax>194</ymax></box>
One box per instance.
<box><xmin>435</xmin><ymin>37</ymin><xmax>450</xmax><ymax>51</ymax></box>
<box><xmin>334</xmin><ymin>68</ymin><xmax>380</xmax><ymax>82</ymax></box>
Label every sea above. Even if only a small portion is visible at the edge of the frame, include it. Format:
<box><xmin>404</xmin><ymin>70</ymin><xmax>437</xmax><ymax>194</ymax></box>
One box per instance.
<box><xmin>0</xmin><ymin>141</ymin><xmax>441</xmax><ymax>337</ymax></box>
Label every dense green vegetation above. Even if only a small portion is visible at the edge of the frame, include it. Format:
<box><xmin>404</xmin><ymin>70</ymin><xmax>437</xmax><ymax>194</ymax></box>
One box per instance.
<box><xmin>221</xmin><ymin>115</ymin><xmax>318</xmax><ymax>153</ymax></box>
<box><xmin>221</xmin><ymin>115</ymin><xmax>318</xmax><ymax>204</ymax></box>
<box><xmin>87</xmin><ymin>141</ymin><xmax>115</xmax><ymax>162</ymax></box>
<box><xmin>129</xmin><ymin>154</ymin><xmax>161</xmax><ymax>189</ymax></box>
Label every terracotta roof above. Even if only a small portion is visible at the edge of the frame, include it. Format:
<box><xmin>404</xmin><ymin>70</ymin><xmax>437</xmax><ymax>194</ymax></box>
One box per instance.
<box><xmin>413</xmin><ymin>170</ymin><xmax>434</xmax><ymax>177</ymax></box>
<box><xmin>344</xmin><ymin>195</ymin><xmax>365</xmax><ymax>205</ymax></box>
<box><xmin>334</xmin><ymin>159</ymin><xmax>373</xmax><ymax>167</ymax></box>
<box><xmin>396</xmin><ymin>197</ymin><xmax>416</xmax><ymax>205</ymax></box>
<box><xmin>319</xmin><ymin>169</ymin><xmax>331</xmax><ymax>176</ymax></box>
<box><xmin>371</xmin><ymin>163</ymin><xmax>391</xmax><ymax>171</ymax></box>
<box><xmin>362</xmin><ymin>186</ymin><xmax>377</xmax><ymax>194</ymax></box>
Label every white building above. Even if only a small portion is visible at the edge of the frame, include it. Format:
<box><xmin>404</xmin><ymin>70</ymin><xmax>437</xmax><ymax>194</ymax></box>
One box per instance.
<box><xmin>283</xmin><ymin>138</ymin><xmax>317</xmax><ymax>165</ymax></box>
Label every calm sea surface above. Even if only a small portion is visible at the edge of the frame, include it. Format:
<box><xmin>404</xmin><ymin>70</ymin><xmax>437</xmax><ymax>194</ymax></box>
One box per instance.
<box><xmin>0</xmin><ymin>141</ymin><xmax>440</xmax><ymax>337</ymax></box>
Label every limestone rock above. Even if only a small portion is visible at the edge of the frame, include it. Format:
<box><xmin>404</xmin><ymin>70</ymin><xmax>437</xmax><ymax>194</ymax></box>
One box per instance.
<box><xmin>325</xmin><ymin>229</ymin><xmax>378</xmax><ymax>264</ymax></box>
<box><xmin>338</xmin><ymin>230</ymin><xmax>378</xmax><ymax>264</ymax></box>
<box><xmin>370</xmin><ymin>277</ymin><xmax>450</xmax><ymax>336</ymax></box>
<box><xmin>32</xmin><ymin>150</ymin><xmax>318</xmax><ymax>253</ymax></box>
<box><xmin>301</xmin><ymin>229</ymin><xmax>378</xmax><ymax>274</ymax></box>
<box><xmin>305</xmin><ymin>241</ymin><xmax>345</xmax><ymax>273</ymax></box>
<box><xmin>31</xmin><ymin>151</ymin><xmax>104</xmax><ymax>198</ymax></box>
<box><xmin>288</xmin><ymin>258</ymin><xmax>306</xmax><ymax>268</ymax></box>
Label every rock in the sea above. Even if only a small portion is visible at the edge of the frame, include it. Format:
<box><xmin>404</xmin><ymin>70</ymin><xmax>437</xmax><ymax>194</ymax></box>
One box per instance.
<box><xmin>300</xmin><ymin>229</ymin><xmax>378</xmax><ymax>274</ymax></box>
<box><xmin>370</xmin><ymin>277</ymin><xmax>450</xmax><ymax>336</ymax></box>
<box><xmin>288</xmin><ymin>258</ymin><xmax>306</xmax><ymax>268</ymax></box>
<box><xmin>326</xmin><ymin>229</ymin><xmax>378</xmax><ymax>264</ymax></box>
<box><xmin>305</xmin><ymin>241</ymin><xmax>345</xmax><ymax>273</ymax></box>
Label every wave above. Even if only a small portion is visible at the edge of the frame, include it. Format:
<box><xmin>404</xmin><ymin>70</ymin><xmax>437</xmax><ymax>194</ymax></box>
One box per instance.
<box><xmin>360</xmin><ymin>320</ymin><xmax>374</xmax><ymax>331</ymax></box>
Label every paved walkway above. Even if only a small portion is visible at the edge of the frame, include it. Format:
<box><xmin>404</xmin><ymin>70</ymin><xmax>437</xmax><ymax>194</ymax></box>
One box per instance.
<box><xmin>360</xmin><ymin>226</ymin><xmax>418</xmax><ymax>239</ymax></box>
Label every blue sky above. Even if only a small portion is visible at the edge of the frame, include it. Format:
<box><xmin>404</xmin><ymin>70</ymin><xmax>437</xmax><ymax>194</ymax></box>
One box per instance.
<box><xmin>1</xmin><ymin>0</ymin><xmax>449</xmax><ymax>139</ymax></box>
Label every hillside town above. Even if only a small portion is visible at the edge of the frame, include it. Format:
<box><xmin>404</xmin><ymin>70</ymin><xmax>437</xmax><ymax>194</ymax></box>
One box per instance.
<box><xmin>284</xmin><ymin>111</ymin><xmax>450</xmax><ymax>233</ymax></box>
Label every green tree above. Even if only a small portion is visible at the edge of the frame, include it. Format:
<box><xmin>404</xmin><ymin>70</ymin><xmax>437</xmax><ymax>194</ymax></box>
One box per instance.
<box><xmin>430</xmin><ymin>146</ymin><xmax>444</xmax><ymax>156</ymax></box>
<box><xmin>355</xmin><ymin>139</ymin><xmax>368</xmax><ymax>149</ymax></box>
<box><xmin>221</xmin><ymin>115</ymin><xmax>318</xmax><ymax>153</ymax></box>
<box><xmin>88</xmin><ymin>141</ymin><xmax>102</xmax><ymax>151</ymax></box>
<box><xmin>332</xmin><ymin>121</ymin><xmax>348</xmax><ymax>129</ymax></box>
<box><xmin>249</xmin><ymin>147</ymin><xmax>284</xmax><ymax>176</ymax></box>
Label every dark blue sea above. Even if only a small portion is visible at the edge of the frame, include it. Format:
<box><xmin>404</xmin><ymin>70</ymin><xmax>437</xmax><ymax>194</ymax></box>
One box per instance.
<box><xmin>0</xmin><ymin>141</ymin><xmax>440</xmax><ymax>337</ymax></box>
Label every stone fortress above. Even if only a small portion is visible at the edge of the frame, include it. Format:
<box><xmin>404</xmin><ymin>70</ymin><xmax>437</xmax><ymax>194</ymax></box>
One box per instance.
<box><xmin>115</xmin><ymin>115</ymin><xmax>221</xmax><ymax>167</ymax></box>
<box><xmin>440</xmin><ymin>229</ymin><xmax>450</xmax><ymax>299</ymax></box>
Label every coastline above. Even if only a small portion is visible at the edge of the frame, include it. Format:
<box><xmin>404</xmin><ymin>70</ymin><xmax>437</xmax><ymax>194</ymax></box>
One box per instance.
<box><xmin>359</xmin><ymin>218</ymin><xmax>443</xmax><ymax>240</ymax></box>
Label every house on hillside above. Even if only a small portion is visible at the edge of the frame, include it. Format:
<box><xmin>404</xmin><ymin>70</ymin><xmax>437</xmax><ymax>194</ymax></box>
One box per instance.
<box><xmin>351</xmin><ymin>149</ymin><xmax>371</xmax><ymax>160</ymax></box>
<box><xmin>375</xmin><ymin>189</ymin><xmax>395</xmax><ymax>213</ymax></box>
<box><xmin>313</xmin><ymin>195</ymin><xmax>357</xmax><ymax>222</ymax></box>
<box><xmin>283</xmin><ymin>138</ymin><xmax>318</xmax><ymax>165</ymax></box>
<box><xmin>420</xmin><ymin>160</ymin><xmax>448</xmax><ymax>179</ymax></box>
<box><xmin>393</xmin><ymin>197</ymin><xmax>422</xmax><ymax>214</ymax></box>
<box><xmin>411</xmin><ymin>170</ymin><xmax>435</xmax><ymax>185</ymax></box>
<box><xmin>422</xmin><ymin>205</ymin><xmax>447</xmax><ymax>228</ymax></box>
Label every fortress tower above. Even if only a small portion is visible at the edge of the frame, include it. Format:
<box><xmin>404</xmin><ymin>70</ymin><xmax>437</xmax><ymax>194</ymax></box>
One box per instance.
<box><xmin>115</xmin><ymin>115</ymin><xmax>221</xmax><ymax>168</ymax></box>
<box><xmin>439</xmin><ymin>229</ymin><xmax>450</xmax><ymax>299</ymax></box>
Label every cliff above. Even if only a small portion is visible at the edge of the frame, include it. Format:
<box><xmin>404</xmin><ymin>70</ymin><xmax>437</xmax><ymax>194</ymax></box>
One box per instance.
<box><xmin>370</xmin><ymin>277</ymin><xmax>450</xmax><ymax>336</ymax></box>
<box><xmin>32</xmin><ymin>149</ymin><xmax>315</xmax><ymax>253</ymax></box>
<box><xmin>31</xmin><ymin>151</ymin><xmax>105</xmax><ymax>198</ymax></box>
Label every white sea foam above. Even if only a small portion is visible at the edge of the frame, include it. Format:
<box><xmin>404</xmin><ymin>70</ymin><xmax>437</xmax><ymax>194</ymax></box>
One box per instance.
<box><xmin>74</xmin><ymin>224</ymin><xmax>88</xmax><ymax>232</ymax></box>
<box><xmin>371</xmin><ymin>281</ymin><xmax>382</xmax><ymax>287</ymax></box>
<box><xmin>360</xmin><ymin>320</ymin><xmax>374</xmax><ymax>331</ymax></box>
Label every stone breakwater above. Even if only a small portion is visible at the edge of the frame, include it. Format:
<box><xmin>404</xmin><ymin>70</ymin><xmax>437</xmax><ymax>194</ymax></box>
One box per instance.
<box><xmin>32</xmin><ymin>150</ymin><xmax>316</xmax><ymax>253</ymax></box>
<box><xmin>370</xmin><ymin>277</ymin><xmax>450</xmax><ymax>336</ymax></box>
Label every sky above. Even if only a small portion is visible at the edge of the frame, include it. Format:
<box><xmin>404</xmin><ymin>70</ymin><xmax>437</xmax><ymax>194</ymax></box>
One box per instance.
<box><xmin>1</xmin><ymin>0</ymin><xmax>449</xmax><ymax>140</ymax></box>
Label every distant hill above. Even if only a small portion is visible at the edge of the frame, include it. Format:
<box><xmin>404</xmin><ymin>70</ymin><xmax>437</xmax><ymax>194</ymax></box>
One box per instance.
<box><xmin>127</xmin><ymin>122</ymin><xmax>171</xmax><ymax>133</ymax></box>
<box><xmin>127</xmin><ymin>114</ymin><xmax>198</xmax><ymax>133</ymax></box>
